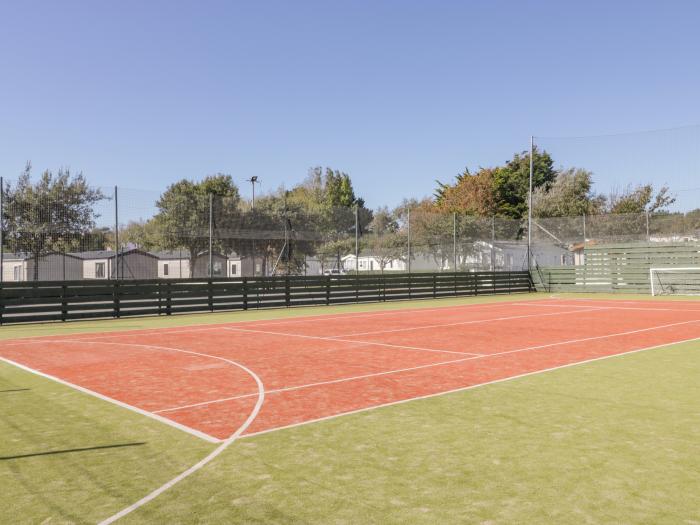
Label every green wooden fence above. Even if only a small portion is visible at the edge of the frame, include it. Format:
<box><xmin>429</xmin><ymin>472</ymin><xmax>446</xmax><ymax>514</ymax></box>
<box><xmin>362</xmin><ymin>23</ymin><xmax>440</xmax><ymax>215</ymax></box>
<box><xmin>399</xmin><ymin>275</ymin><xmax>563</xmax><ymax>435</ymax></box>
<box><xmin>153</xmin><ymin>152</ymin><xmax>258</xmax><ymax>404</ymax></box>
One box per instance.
<box><xmin>0</xmin><ymin>271</ymin><xmax>532</xmax><ymax>324</ymax></box>
<box><xmin>533</xmin><ymin>242</ymin><xmax>700</xmax><ymax>293</ymax></box>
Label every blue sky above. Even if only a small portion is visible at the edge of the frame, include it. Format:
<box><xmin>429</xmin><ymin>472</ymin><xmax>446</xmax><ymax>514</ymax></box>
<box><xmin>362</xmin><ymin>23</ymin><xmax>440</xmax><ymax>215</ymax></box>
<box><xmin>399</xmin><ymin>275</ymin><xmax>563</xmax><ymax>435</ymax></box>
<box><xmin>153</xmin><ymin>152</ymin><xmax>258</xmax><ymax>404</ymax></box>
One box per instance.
<box><xmin>1</xmin><ymin>0</ymin><xmax>699</xmax><ymax>212</ymax></box>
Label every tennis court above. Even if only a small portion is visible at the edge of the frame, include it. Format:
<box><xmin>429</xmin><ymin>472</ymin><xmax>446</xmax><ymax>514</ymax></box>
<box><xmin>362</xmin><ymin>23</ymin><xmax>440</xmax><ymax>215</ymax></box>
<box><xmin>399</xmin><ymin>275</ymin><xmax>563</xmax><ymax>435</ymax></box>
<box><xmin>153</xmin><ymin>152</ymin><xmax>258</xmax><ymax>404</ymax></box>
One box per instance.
<box><xmin>3</xmin><ymin>296</ymin><xmax>700</xmax><ymax>443</ymax></box>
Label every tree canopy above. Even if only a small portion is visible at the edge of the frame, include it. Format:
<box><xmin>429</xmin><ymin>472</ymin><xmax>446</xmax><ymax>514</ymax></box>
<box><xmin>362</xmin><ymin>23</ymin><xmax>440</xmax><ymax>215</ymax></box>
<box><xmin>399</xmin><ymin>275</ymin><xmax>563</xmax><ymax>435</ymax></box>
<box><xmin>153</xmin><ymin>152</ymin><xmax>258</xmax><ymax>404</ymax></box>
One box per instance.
<box><xmin>2</xmin><ymin>163</ymin><xmax>105</xmax><ymax>280</ymax></box>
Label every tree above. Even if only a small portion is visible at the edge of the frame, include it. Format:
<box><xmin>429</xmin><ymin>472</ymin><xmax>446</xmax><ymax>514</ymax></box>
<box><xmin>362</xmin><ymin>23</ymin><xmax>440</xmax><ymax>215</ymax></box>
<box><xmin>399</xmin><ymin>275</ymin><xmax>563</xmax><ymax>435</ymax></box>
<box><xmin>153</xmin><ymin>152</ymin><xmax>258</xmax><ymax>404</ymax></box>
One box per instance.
<box><xmin>532</xmin><ymin>168</ymin><xmax>605</xmax><ymax>218</ymax></box>
<box><xmin>607</xmin><ymin>184</ymin><xmax>675</xmax><ymax>214</ymax></box>
<box><xmin>493</xmin><ymin>147</ymin><xmax>557</xmax><ymax>219</ymax></box>
<box><xmin>119</xmin><ymin>219</ymin><xmax>166</xmax><ymax>251</ymax></box>
<box><xmin>434</xmin><ymin>147</ymin><xmax>556</xmax><ymax>219</ymax></box>
<box><xmin>155</xmin><ymin>174</ymin><xmax>240</xmax><ymax>277</ymax></box>
<box><xmin>435</xmin><ymin>167</ymin><xmax>497</xmax><ymax>215</ymax></box>
<box><xmin>363</xmin><ymin>207</ymin><xmax>405</xmax><ymax>273</ymax></box>
<box><xmin>2</xmin><ymin>163</ymin><xmax>105</xmax><ymax>281</ymax></box>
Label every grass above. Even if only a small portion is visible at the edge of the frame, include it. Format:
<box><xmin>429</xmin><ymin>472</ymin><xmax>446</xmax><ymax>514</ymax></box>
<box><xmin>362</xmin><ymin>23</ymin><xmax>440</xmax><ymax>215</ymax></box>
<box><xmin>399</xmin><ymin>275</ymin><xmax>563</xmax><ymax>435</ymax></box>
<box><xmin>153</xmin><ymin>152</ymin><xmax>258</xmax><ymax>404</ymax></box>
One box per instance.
<box><xmin>2</xmin><ymin>293</ymin><xmax>700</xmax><ymax>523</ymax></box>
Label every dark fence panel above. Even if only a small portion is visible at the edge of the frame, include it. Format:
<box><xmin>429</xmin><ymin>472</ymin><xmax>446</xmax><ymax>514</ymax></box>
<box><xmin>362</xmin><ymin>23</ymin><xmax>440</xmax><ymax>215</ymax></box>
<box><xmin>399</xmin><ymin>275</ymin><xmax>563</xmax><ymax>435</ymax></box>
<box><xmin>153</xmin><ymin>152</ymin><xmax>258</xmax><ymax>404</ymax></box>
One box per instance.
<box><xmin>0</xmin><ymin>271</ymin><xmax>532</xmax><ymax>324</ymax></box>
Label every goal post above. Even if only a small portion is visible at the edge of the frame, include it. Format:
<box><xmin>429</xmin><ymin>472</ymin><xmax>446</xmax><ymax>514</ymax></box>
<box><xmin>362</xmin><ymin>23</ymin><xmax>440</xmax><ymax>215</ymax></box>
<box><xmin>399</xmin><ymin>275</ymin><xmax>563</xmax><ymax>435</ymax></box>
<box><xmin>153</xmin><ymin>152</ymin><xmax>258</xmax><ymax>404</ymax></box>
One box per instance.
<box><xmin>649</xmin><ymin>267</ymin><xmax>700</xmax><ymax>296</ymax></box>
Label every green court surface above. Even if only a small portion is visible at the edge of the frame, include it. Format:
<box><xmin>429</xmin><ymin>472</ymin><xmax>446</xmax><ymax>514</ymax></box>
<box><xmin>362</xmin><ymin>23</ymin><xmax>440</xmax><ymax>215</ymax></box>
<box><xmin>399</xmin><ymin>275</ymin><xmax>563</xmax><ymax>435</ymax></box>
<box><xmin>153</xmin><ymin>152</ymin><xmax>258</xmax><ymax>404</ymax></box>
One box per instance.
<box><xmin>2</xmin><ymin>293</ymin><xmax>700</xmax><ymax>524</ymax></box>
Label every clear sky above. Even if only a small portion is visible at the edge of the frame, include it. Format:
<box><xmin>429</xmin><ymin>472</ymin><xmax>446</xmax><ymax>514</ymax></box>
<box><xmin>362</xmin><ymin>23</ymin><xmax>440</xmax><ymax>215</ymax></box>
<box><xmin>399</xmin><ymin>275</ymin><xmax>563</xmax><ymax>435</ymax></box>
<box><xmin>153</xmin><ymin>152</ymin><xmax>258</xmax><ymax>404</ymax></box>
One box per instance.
<box><xmin>1</xmin><ymin>0</ymin><xmax>699</xmax><ymax>212</ymax></box>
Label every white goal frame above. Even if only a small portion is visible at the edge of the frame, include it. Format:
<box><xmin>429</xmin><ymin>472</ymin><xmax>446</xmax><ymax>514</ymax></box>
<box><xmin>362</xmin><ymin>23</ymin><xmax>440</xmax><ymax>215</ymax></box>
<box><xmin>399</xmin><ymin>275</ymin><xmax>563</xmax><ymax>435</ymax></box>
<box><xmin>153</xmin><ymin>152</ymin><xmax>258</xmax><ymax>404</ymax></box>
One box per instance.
<box><xmin>649</xmin><ymin>267</ymin><xmax>700</xmax><ymax>296</ymax></box>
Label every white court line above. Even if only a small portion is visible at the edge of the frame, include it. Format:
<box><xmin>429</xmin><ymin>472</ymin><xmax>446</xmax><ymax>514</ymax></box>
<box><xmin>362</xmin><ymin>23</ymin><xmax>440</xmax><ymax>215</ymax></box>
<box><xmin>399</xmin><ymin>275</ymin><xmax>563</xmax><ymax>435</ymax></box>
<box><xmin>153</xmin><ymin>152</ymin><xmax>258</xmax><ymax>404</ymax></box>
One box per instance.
<box><xmin>0</xmin><ymin>356</ymin><xmax>220</xmax><ymax>444</ymax></box>
<box><xmin>512</xmin><ymin>302</ymin><xmax>700</xmax><ymax>313</ymax></box>
<box><xmin>327</xmin><ymin>307</ymin><xmax>605</xmax><ymax>338</ymax></box>
<box><xmin>155</xmin><ymin>317</ymin><xmax>700</xmax><ymax>414</ymax></box>
<box><xmin>97</xmin><ymin>346</ymin><xmax>265</xmax><ymax>525</ymax></box>
<box><xmin>0</xmin><ymin>296</ymin><xmax>545</xmax><ymax>344</ymax></box>
<box><xmin>221</xmin><ymin>326</ymin><xmax>480</xmax><ymax>356</ymax></box>
<box><xmin>0</xmin><ymin>339</ymin><xmax>270</xmax><ymax>444</ymax></box>
<box><xmin>243</xmin><ymin>335</ymin><xmax>700</xmax><ymax>440</ymax></box>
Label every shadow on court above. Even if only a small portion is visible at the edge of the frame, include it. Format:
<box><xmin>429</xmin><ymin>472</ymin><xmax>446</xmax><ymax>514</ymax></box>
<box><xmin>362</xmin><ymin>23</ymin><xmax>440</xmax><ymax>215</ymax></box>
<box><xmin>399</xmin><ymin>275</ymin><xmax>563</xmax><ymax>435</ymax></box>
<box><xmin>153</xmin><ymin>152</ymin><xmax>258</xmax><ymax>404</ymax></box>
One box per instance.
<box><xmin>0</xmin><ymin>388</ymin><xmax>31</xmax><ymax>393</ymax></box>
<box><xmin>0</xmin><ymin>442</ymin><xmax>146</xmax><ymax>461</ymax></box>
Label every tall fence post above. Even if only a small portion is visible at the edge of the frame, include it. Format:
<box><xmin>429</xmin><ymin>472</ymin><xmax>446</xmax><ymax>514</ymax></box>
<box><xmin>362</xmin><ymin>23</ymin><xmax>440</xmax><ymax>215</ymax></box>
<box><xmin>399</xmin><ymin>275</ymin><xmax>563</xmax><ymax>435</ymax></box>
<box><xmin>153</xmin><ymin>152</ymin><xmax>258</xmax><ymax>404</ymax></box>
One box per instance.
<box><xmin>354</xmin><ymin>205</ymin><xmax>359</xmax><ymax>301</ymax></box>
<box><xmin>452</xmin><ymin>212</ymin><xmax>457</xmax><ymax>272</ymax></box>
<box><xmin>0</xmin><ymin>176</ymin><xmax>4</xmax><ymax>284</ymax></box>
<box><xmin>491</xmin><ymin>216</ymin><xmax>496</xmax><ymax>271</ymax></box>
<box><xmin>528</xmin><ymin>135</ymin><xmax>534</xmax><ymax>274</ymax></box>
<box><xmin>582</xmin><ymin>213</ymin><xmax>587</xmax><ymax>244</ymax></box>
<box><xmin>407</xmin><ymin>207</ymin><xmax>411</xmax><ymax>274</ymax></box>
<box><xmin>209</xmin><ymin>193</ymin><xmax>214</xmax><ymax>278</ymax></box>
<box><xmin>645</xmin><ymin>210</ymin><xmax>650</xmax><ymax>241</ymax></box>
<box><xmin>114</xmin><ymin>185</ymin><xmax>119</xmax><ymax>281</ymax></box>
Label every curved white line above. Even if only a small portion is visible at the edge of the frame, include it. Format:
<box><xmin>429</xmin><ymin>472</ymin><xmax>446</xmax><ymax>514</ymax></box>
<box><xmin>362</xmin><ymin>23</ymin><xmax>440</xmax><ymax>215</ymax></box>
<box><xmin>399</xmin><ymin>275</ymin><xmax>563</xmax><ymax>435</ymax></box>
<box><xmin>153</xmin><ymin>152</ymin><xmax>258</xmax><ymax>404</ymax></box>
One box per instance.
<box><xmin>21</xmin><ymin>339</ymin><xmax>265</xmax><ymax>525</ymax></box>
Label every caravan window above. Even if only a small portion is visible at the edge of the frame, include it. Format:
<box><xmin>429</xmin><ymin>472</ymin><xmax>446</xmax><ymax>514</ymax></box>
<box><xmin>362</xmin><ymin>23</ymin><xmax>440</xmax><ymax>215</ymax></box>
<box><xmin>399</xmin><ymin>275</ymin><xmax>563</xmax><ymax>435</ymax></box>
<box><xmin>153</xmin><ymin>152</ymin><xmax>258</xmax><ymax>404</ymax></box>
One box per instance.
<box><xmin>95</xmin><ymin>262</ymin><xmax>105</xmax><ymax>278</ymax></box>
<box><xmin>13</xmin><ymin>265</ymin><xmax>21</xmax><ymax>281</ymax></box>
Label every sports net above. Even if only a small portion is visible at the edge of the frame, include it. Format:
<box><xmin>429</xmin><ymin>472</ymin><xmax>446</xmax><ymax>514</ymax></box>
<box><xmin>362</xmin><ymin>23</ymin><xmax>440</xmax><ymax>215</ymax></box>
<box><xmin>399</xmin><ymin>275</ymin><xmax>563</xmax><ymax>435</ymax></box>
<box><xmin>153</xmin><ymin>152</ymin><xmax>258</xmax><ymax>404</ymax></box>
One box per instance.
<box><xmin>650</xmin><ymin>268</ymin><xmax>700</xmax><ymax>296</ymax></box>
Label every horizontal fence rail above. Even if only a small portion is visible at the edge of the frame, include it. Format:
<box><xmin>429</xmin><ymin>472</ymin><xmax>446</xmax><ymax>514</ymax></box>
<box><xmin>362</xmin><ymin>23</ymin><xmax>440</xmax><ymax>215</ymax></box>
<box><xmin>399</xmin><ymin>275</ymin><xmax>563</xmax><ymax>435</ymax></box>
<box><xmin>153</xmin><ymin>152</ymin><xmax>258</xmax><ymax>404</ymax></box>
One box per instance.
<box><xmin>0</xmin><ymin>271</ymin><xmax>532</xmax><ymax>324</ymax></box>
<box><xmin>532</xmin><ymin>242</ymin><xmax>700</xmax><ymax>294</ymax></box>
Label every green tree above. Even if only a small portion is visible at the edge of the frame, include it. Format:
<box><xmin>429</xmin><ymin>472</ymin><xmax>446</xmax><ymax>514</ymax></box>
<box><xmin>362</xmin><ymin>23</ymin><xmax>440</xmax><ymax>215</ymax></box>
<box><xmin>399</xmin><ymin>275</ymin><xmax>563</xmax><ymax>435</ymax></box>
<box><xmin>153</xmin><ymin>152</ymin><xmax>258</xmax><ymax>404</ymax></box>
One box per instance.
<box><xmin>532</xmin><ymin>168</ymin><xmax>605</xmax><ymax>218</ymax></box>
<box><xmin>155</xmin><ymin>174</ymin><xmax>240</xmax><ymax>277</ymax></box>
<box><xmin>363</xmin><ymin>206</ymin><xmax>405</xmax><ymax>273</ymax></box>
<box><xmin>493</xmin><ymin>147</ymin><xmax>557</xmax><ymax>219</ymax></box>
<box><xmin>607</xmin><ymin>184</ymin><xmax>675</xmax><ymax>214</ymax></box>
<box><xmin>119</xmin><ymin>219</ymin><xmax>166</xmax><ymax>251</ymax></box>
<box><xmin>2</xmin><ymin>163</ymin><xmax>105</xmax><ymax>281</ymax></box>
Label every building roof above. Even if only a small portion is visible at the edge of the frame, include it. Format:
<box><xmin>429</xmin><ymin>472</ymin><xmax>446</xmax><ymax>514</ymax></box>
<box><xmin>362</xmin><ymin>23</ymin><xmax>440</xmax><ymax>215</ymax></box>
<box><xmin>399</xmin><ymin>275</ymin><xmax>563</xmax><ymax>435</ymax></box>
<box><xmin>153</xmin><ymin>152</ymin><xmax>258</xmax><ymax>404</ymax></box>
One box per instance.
<box><xmin>2</xmin><ymin>251</ymin><xmax>83</xmax><ymax>261</ymax></box>
<box><xmin>69</xmin><ymin>248</ymin><xmax>159</xmax><ymax>260</ymax></box>
<box><xmin>151</xmin><ymin>250</ymin><xmax>244</xmax><ymax>260</ymax></box>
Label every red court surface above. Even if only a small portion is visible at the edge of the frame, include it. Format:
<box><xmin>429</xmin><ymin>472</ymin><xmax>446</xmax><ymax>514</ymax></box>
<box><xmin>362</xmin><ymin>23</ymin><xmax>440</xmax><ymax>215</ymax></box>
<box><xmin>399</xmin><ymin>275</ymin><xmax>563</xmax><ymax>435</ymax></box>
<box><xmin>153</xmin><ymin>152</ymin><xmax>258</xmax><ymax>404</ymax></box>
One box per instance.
<box><xmin>2</xmin><ymin>297</ymin><xmax>700</xmax><ymax>441</ymax></box>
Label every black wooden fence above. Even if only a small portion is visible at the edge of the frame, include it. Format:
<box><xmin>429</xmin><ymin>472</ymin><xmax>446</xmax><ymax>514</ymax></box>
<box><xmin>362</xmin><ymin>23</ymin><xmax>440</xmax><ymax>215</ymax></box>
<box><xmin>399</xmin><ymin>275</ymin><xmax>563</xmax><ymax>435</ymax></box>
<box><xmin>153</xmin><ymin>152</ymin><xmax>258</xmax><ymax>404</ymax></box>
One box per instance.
<box><xmin>0</xmin><ymin>271</ymin><xmax>532</xmax><ymax>324</ymax></box>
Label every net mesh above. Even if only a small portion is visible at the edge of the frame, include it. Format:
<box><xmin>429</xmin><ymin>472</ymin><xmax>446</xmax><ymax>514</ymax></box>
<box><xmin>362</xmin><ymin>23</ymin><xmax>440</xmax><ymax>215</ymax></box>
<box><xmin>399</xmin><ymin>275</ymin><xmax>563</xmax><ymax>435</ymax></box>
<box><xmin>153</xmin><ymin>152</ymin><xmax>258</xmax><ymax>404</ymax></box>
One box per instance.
<box><xmin>650</xmin><ymin>268</ymin><xmax>700</xmax><ymax>296</ymax></box>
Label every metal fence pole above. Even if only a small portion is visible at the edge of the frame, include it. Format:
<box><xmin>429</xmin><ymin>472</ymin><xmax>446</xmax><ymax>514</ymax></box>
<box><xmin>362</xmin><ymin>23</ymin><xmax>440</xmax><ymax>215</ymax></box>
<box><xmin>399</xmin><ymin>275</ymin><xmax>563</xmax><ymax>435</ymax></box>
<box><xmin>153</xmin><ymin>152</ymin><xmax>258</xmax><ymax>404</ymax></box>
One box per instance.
<box><xmin>0</xmin><ymin>176</ymin><xmax>4</xmax><ymax>284</ymax></box>
<box><xmin>452</xmin><ymin>212</ymin><xmax>457</xmax><ymax>272</ymax></box>
<box><xmin>114</xmin><ymin>185</ymin><xmax>119</xmax><ymax>281</ymax></box>
<box><xmin>407</xmin><ymin>207</ymin><xmax>411</xmax><ymax>273</ymax></box>
<box><xmin>645</xmin><ymin>210</ymin><xmax>650</xmax><ymax>241</ymax></box>
<box><xmin>354</xmin><ymin>205</ymin><xmax>359</xmax><ymax>274</ymax></box>
<box><xmin>209</xmin><ymin>193</ymin><xmax>213</xmax><ymax>278</ymax></box>
<box><xmin>582</xmin><ymin>213</ymin><xmax>586</xmax><ymax>242</ymax></box>
<box><xmin>491</xmin><ymin>216</ymin><xmax>496</xmax><ymax>271</ymax></box>
<box><xmin>528</xmin><ymin>136</ymin><xmax>534</xmax><ymax>273</ymax></box>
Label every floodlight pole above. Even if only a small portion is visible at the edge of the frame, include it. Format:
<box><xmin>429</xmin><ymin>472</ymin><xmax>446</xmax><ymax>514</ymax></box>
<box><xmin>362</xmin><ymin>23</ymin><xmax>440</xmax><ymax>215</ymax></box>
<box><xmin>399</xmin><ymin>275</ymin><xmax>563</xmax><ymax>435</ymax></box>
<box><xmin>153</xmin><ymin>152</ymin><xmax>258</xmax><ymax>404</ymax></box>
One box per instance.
<box><xmin>528</xmin><ymin>136</ymin><xmax>534</xmax><ymax>273</ymax></box>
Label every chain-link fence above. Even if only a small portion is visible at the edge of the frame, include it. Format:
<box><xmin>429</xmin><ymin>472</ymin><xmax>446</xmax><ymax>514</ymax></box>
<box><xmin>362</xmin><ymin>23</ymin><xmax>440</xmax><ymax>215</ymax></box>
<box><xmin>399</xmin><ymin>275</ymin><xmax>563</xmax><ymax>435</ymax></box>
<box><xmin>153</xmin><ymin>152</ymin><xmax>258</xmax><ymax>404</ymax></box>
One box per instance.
<box><xmin>2</xmin><ymin>181</ymin><xmax>700</xmax><ymax>282</ymax></box>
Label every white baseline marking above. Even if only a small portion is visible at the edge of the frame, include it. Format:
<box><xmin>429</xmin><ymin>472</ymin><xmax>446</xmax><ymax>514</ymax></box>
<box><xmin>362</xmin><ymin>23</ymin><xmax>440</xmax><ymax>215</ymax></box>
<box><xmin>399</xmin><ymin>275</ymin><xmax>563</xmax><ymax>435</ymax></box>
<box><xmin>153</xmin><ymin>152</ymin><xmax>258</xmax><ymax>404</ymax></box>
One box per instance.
<box><xmin>96</xmin><ymin>343</ymin><xmax>265</xmax><ymax>525</ymax></box>
<box><xmin>0</xmin><ymin>355</ymin><xmax>219</xmax><ymax>443</ymax></box>
<box><xmin>0</xmin><ymin>297</ymin><xmax>546</xmax><ymax>344</ymax></box>
<box><xmin>327</xmin><ymin>307</ymin><xmax>605</xmax><ymax>338</ymax></box>
<box><xmin>221</xmin><ymin>326</ymin><xmax>480</xmax><ymax>356</ymax></box>
<box><xmin>243</xmin><ymin>335</ymin><xmax>700</xmax><ymax>440</ymax></box>
<box><xmin>512</xmin><ymin>302</ymin><xmax>700</xmax><ymax>313</ymax></box>
<box><xmin>155</xmin><ymin>317</ymin><xmax>700</xmax><ymax>414</ymax></box>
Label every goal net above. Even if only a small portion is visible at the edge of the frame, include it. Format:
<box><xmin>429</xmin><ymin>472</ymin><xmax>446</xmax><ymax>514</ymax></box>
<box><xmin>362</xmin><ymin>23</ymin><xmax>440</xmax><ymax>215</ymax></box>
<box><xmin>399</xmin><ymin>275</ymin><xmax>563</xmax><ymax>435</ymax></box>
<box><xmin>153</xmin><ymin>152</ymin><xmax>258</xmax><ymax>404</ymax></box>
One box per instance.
<box><xmin>650</xmin><ymin>268</ymin><xmax>700</xmax><ymax>296</ymax></box>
